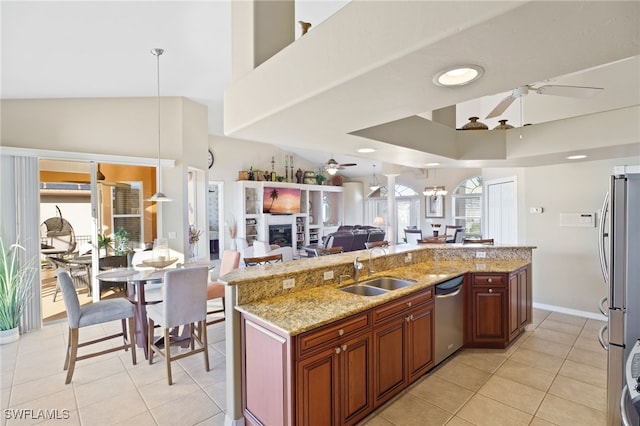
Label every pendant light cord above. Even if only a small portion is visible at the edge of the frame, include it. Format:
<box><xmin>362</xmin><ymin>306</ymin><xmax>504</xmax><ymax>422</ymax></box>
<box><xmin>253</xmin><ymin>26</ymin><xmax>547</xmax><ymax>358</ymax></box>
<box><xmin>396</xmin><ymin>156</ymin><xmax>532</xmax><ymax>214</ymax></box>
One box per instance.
<box><xmin>153</xmin><ymin>48</ymin><xmax>164</xmax><ymax>193</ymax></box>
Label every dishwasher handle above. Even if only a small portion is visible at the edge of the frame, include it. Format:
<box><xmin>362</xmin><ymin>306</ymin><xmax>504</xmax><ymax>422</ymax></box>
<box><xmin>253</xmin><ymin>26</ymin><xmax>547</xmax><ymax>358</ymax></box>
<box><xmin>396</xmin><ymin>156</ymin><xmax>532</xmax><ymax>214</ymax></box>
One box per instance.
<box><xmin>435</xmin><ymin>287</ymin><xmax>462</xmax><ymax>299</ymax></box>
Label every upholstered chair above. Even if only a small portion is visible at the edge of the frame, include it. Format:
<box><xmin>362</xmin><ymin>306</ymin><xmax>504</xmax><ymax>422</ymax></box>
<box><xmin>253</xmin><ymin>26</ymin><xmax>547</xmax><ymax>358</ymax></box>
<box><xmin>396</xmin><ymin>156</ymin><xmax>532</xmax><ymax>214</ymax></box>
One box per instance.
<box><xmin>57</xmin><ymin>269</ymin><xmax>136</xmax><ymax>384</ymax></box>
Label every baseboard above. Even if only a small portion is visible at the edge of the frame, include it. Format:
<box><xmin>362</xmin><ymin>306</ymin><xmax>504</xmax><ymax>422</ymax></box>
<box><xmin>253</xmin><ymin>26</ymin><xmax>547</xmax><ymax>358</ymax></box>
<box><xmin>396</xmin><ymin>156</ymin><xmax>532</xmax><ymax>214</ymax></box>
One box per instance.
<box><xmin>533</xmin><ymin>302</ymin><xmax>607</xmax><ymax>322</ymax></box>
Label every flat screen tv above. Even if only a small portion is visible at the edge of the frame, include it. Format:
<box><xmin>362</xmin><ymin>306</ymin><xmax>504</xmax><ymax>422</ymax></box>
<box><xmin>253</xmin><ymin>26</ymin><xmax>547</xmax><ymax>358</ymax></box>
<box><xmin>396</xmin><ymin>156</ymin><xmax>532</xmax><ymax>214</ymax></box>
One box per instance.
<box><xmin>263</xmin><ymin>187</ymin><xmax>301</xmax><ymax>214</ymax></box>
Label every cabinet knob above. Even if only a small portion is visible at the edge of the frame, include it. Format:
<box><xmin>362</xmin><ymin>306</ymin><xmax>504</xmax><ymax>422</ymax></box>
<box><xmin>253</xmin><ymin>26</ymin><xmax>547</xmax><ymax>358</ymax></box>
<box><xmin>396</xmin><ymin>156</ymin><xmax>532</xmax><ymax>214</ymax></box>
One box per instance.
<box><xmin>338</xmin><ymin>329</ymin><xmax>344</xmax><ymax>336</ymax></box>
<box><xmin>488</xmin><ymin>278</ymin><xmax>492</xmax><ymax>283</ymax></box>
<box><xmin>341</xmin><ymin>344</ymin><xmax>347</xmax><ymax>351</ymax></box>
<box><xmin>406</xmin><ymin>302</ymin><xmax>412</xmax><ymax>307</ymax></box>
<box><xmin>406</xmin><ymin>316</ymin><xmax>411</xmax><ymax>322</ymax></box>
<box><xmin>488</xmin><ymin>288</ymin><xmax>493</xmax><ymax>293</ymax></box>
<box><xmin>335</xmin><ymin>347</ymin><xmax>341</xmax><ymax>354</ymax></box>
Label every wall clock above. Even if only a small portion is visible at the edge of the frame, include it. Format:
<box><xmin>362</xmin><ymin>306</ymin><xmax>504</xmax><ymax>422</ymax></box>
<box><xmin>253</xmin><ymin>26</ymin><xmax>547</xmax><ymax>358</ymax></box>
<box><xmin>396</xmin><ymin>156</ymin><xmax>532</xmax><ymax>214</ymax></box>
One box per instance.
<box><xmin>208</xmin><ymin>149</ymin><xmax>214</xmax><ymax>169</ymax></box>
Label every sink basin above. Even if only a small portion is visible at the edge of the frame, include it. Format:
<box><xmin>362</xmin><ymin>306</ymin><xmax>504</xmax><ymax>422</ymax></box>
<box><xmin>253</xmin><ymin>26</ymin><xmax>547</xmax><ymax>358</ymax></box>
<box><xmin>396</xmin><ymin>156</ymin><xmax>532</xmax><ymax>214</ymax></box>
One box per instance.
<box><xmin>340</xmin><ymin>284</ymin><xmax>388</xmax><ymax>296</ymax></box>
<box><xmin>361</xmin><ymin>276</ymin><xmax>416</xmax><ymax>290</ymax></box>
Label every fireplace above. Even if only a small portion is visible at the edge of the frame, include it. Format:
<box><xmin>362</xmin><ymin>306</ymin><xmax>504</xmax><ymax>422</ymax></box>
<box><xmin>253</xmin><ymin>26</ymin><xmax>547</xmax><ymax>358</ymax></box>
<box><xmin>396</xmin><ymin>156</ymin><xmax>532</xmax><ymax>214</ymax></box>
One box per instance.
<box><xmin>269</xmin><ymin>225</ymin><xmax>293</xmax><ymax>248</ymax></box>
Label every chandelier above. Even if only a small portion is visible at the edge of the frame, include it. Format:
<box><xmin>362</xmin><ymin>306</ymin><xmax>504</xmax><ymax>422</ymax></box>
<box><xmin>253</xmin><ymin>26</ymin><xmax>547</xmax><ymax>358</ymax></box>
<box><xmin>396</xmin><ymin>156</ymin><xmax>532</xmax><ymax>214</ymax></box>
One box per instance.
<box><xmin>369</xmin><ymin>165</ymin><xmax>380</xmax><ymax>191</ymax></box>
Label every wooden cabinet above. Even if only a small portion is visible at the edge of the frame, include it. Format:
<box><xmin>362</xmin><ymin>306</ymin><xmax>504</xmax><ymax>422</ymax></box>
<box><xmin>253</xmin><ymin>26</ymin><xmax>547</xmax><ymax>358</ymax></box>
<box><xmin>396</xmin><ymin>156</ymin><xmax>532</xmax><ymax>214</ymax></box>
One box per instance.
<box><xmin>296</xmin><ymin>314</ymin><xmax>373</xmax><ymax>426</ymax></box>
<box><xmin>466</xmin><ymin>265</ymin><xmax>531</xmax><ymax>348</ymax></box>
<box><xmin>372</xmin><ymin>288</ymin><xmax>434</xmax><ymax>407</ymax></box>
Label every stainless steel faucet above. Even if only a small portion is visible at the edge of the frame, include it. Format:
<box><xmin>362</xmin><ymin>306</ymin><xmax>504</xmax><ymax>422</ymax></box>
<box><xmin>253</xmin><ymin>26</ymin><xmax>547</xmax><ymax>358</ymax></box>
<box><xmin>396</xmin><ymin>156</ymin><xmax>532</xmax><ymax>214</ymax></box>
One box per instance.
<box><xmin>353</xmin><ymin>256</ymin><xmax>364</xmax><ymax>284</ymax></box>
<box><xmin>368</xmin><ymin>245</ymin><xmax>388</xmax><ymax>274</ymax></box>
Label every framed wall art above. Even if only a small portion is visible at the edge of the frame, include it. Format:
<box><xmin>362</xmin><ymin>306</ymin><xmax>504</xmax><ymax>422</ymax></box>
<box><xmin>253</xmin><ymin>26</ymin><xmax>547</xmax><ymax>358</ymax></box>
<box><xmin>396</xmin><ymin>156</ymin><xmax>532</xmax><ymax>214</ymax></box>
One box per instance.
<box><xmin>425</xmin><ymin>195</ymin><xmax>444</xmax><ymax>218</ymax></box>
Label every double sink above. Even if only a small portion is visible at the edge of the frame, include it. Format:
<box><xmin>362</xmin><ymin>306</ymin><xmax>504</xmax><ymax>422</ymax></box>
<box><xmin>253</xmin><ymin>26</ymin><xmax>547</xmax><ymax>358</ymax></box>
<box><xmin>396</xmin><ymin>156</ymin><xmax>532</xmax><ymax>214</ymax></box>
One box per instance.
<box><xmin>340</xmin><ymin>276</ymin><xmax>416</xmax><ymax>296</ymax></box>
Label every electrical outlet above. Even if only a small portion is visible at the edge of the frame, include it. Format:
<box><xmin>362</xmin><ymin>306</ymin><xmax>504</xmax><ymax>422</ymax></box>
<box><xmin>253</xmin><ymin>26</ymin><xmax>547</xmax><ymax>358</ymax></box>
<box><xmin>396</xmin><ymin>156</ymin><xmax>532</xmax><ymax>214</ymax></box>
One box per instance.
<box><xmin>476</xmin><ymin>251</ymin><xmax>486</xmax><ymax>258</ymax></box>
<box><xmin>168</xmin><ymin>231</ymin><xmax>177</xmax><ymax>239</ymax></box>
<box><xmin>283</xmin><ymin>278</ymin><xmax>295</xmax><ymax>289</ymax></box>
<box><xmin>404</xmin><ymin>253</ymin><xmax>412</xmax><ymax>263</ymax></box>
<box><xmin>324</xmin><ymin>271</ymin><xmax>334</xmax><ymax>281</ymax></box>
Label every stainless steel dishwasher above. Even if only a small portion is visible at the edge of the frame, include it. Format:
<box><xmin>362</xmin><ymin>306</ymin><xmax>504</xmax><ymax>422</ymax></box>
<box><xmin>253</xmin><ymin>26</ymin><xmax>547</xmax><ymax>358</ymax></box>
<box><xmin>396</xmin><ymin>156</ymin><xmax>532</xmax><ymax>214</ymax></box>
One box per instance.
<box><xmin>434</xmin><ymin>275</ymin><xmax>465</xmax><ymax>365</ymax></box>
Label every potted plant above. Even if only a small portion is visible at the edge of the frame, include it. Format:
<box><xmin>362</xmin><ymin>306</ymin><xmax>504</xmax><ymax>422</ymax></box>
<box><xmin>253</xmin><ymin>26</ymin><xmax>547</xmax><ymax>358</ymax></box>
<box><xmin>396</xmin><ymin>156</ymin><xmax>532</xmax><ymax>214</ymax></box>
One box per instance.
<box><xmin>113</xmin><ymin>227</ymin><xmax>130</xmax><ymax>256</ymax></box>
<box><xmin>0</xmin><ymin>237</ymin><xmax>35</xmax><ymax>344</ymax></box>
<box><xmin>97</xmin><ymin>233</ymin><xmax>113</xmax><ymax>257</ymax></box>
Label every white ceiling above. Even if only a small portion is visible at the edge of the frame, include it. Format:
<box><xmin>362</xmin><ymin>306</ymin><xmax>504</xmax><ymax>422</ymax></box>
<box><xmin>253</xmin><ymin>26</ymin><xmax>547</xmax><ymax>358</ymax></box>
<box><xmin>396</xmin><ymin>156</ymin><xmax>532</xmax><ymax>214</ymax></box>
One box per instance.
<box><xmin>2</xmin><ymin>1</ymin><xmax>639</xmax><ymax>178</ymax></box>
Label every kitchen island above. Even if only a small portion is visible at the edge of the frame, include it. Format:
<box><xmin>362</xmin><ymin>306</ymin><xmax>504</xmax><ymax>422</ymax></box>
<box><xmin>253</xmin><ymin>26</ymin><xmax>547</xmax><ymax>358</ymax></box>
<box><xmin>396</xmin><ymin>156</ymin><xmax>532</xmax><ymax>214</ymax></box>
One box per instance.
<box><xmin>220</xmin><ymin>243</ymin><xmax>534</xmax><ymax>426</ymax></box>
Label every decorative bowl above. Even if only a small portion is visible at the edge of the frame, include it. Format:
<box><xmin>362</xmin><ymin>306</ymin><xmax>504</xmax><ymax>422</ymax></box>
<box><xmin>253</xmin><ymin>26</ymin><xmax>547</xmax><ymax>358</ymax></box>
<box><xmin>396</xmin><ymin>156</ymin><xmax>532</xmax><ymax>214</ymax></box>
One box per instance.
<box><xmin>141</xmin><ymin>258</ymin><xmax>179</xmax><ymax>269</ymax></box>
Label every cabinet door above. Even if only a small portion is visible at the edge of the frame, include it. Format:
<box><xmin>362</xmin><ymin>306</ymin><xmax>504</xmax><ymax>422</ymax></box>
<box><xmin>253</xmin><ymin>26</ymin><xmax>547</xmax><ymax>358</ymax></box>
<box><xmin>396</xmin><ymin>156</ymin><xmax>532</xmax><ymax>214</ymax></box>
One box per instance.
<box><xmin>373</xmin><ymin>316</ymin><xmax>406</xmax><ymax>406</ymax></box>
<box><xmin>472</xmin><ymin>288</ymin><xmax>505</xmax><ymax>342</ymax></box>
<box><xmin>508</xmin><ymin>273</ymin><xmax>520</xmax><ymax>339</ymax></box>
<box><xmin>340</xmin><ymin>333</ymin><xmax>373</xmax><ymax>426</ymax></box>
<box><xmin>407</xmin><ymin>303</ymin><xmax>434</xmax><ymax>382</ymax></box>
<box><xmin>297</xmin><ymin>347</ymin><xmax>338</xmax><ymax>426</ymax></box>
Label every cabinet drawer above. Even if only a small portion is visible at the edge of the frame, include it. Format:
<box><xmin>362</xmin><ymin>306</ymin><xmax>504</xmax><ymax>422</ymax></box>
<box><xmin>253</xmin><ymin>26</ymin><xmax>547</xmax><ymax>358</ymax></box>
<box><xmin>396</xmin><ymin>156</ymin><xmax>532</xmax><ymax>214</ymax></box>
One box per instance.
<box><xmin>297</xmin><ymin>312</ymin><xmax>371</xmax><ymax>358</ymax></box>
<box><xmin>472</xmin><ymin>274</ymin><xmax>505</xmax><ymax>287</ymax></box>
<box><xmin>373</xmin><ymin>288</ymin><xmax>433</xmax><ymax>325</ymax></box>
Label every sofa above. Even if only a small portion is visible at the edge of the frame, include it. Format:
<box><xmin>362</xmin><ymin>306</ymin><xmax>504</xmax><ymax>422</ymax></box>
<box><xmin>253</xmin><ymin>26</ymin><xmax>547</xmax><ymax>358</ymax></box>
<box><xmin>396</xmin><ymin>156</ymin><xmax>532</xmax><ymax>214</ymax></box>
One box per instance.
<box><xmin>317</xmin><ymin>226</ymin><xmax>386</xmax><ymax>254</ymax></box>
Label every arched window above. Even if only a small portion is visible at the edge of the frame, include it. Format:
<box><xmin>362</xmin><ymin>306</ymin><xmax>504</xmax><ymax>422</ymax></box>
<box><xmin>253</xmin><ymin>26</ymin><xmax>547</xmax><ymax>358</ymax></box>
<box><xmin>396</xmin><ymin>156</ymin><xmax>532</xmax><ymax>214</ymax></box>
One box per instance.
<box><xmin>366</xmin><ymin>184</ymin><xmax>420</xmax><ymax>243</ymax></box>
<box><xmin>452</xmin><ymin>176</ymin><xmax>482</xmax><ymax>237</ymax></box>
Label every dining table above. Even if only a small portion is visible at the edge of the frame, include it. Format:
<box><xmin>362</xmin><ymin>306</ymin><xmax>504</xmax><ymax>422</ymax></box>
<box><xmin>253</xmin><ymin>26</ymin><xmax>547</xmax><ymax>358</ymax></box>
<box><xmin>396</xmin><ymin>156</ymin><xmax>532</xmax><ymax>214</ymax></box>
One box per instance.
<box><xmin>95</xmin><ymin>268</ymin><xmax>166</xmax><ymax>359</ymax></box>
<box><xmin>96</xmin><ymin>260</ymin><xmax>215</xmax><ymax>359</ymax></box>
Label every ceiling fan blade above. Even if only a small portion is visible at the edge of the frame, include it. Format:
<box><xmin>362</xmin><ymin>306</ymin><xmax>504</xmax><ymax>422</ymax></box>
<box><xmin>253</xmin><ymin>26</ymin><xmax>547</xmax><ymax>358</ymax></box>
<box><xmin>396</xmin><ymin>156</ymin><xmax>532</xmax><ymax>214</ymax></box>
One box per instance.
<box><xmin>486</xmin><ymin>95</ymin><xmax>517</xmax><ymax>119</ymax></box>
<box><xmin>338</xmin><ymin>163</ymin><xmax>357</xmax><ymax>167</ymax></box>
<box><xmin>535</xmin><ymin>84</ymin><xmax>603</xmax><ymax>98</ymax></box>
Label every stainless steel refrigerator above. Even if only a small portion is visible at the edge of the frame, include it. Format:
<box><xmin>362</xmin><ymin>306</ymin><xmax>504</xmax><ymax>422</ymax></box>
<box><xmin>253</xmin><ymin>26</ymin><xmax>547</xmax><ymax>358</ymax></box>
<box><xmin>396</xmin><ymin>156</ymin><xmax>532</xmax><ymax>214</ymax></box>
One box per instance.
<box><xmin>599</xmin><ymin>165</ymin><xmax>640</xmax><ymax>426</ymax></box>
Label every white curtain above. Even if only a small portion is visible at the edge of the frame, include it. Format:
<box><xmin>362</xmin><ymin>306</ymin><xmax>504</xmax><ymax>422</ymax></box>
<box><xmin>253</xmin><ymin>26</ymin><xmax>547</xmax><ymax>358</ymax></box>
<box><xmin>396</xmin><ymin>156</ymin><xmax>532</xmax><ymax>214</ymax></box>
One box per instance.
<box><xmin>0</xmin><ymin>154</ymin><xmax>42</xmax><ymax>332</ymax></box>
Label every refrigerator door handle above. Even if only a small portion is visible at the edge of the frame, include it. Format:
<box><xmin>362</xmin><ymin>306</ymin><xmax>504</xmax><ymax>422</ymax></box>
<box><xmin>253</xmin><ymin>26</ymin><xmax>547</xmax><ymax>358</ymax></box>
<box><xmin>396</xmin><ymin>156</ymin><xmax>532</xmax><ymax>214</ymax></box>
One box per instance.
<box><xmin>598</xmin><ymin>324</ymin><xmax>609</xmax><ymax>351</ymax></box>
<box><xmin>598</xmin><ymin>192</ymin><xmax>609</xmax><ymax>286</ymax></box>
<box><xmin>598</xmin><ymin>296</ymin><xmax>609</xmax><ymax>317</ymax></box>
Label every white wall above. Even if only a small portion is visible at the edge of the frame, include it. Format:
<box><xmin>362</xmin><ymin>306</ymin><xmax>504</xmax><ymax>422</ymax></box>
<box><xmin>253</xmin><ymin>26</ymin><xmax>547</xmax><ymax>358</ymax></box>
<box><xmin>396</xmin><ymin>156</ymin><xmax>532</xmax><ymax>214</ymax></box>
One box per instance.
<box><xmin>1</xmin><ymin>97</ymin><xmax>209</xmax><ymax>254</ymax></box>
<box><xmin>207</xmin><ymin>135</ymin><xmax>319</xmax><ymax>249</ymax></box>
<box><xmin>520</xmin><ymin>157</ymin><xmax>638</xmax><ymax>314</ymax></box>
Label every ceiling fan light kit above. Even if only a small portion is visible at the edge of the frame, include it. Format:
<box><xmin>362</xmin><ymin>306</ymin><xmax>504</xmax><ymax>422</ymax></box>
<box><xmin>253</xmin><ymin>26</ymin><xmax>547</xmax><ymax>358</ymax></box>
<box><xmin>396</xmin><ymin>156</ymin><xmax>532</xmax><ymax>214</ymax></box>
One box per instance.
<box><xmin>433</xmin><ymin>65</ymin><xmax>484</xmax><ymax>87</ymax></box>
<box><xmin>323</xmin><ymin>156</ymin><xmax>357</xmax><ymax>176</ymax></box>
<box><xmin>146</xmin><ymin>47</ymin><xmax>172</xmax><ymax>203</ymax></box>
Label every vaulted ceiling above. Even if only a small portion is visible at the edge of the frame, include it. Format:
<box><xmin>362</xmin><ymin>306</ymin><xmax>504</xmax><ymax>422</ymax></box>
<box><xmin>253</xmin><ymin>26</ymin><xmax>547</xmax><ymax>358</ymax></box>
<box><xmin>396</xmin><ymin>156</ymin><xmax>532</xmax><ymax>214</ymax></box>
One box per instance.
<box><xmin>3</xmin><ymin>1</ymin><xmax>639</xmax><ymax>176</ymax></box>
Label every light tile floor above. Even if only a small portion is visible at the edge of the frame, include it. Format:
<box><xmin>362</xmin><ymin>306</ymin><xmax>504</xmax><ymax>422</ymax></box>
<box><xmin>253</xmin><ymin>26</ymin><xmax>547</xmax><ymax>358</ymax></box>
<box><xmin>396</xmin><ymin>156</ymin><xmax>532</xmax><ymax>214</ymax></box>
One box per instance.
<box><xmin>1</xmin><ymin>308</ymin><xmax>606</xmax><ymax>426</ymax></box>
<box><xmin>361</xmin><ymin>309</ymin><xmax>608</xmax><ymax>426</ymax></box>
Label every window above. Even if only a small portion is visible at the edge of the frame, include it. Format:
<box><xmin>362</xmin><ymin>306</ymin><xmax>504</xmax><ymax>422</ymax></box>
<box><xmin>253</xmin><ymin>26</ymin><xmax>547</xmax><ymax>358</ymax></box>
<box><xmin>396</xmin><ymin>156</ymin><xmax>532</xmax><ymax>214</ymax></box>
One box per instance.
<box><xmin>452</xmin><ymin>176</ymin><xmax>482</xmax><ymax>237</ymax></box>
<box><xmin>366</xmin><ymin>184</ymin><xmax>420</xmax><ymax>243</ymax></box>
<box><xmin>111</xmin><ymin>182</ymin><xmax>143</xmax><ymax>248</ymax></box>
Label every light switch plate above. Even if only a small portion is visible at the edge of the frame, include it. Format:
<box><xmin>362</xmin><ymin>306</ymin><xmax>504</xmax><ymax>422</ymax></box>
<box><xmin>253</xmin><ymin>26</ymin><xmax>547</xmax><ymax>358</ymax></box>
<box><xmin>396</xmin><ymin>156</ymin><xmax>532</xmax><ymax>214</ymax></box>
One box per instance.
<box><xmin>476</xmin><ymin>251</ymin><xmax>486</xmax><ymax>258</ymax></box>
<box><xmin>324</xmin><ymin>271</ymin><xmax>334</xmax><ymax>281</ymax></box>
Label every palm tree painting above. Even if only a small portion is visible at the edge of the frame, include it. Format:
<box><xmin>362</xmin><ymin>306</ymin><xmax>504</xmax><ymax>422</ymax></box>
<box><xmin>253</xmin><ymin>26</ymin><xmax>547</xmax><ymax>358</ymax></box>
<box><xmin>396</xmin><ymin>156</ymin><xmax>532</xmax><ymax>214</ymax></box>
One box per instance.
<box><xmin>267</xmin><ymin>188</ymin><xmax>279</xmax><ymax>213</ymax></box>
<box><xmin>262</xmin><ymin>187</ymin><xmax>301</xmax><ymax>214</ymax></box>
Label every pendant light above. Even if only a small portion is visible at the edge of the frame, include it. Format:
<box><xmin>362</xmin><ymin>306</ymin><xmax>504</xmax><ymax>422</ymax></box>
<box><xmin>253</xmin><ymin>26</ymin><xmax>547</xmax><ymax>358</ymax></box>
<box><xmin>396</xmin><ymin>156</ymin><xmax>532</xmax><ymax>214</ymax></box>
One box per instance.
<box><xmin>146</xmin><ymin>48</ymin><xmax>172</xmax><ymax>202</ymax></box>
<box><xmin>422</xmin><ymin>168</ymin><xmax>448</xmax><ymax>199</ymax></box>
<box><xmin>369</xmin><ymin>165</ymin><xmax>380</xmax><ymax>191</ymax></box>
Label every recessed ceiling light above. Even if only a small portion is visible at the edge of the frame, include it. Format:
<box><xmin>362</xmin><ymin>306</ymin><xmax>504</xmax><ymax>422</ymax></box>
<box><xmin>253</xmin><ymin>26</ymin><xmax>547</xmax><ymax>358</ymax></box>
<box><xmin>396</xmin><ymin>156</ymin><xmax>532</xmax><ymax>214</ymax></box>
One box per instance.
<box><xmin>567</xmin><ymin>155</ymin><xmax>587</xmax><ymax>160</ymax></box>
<box><xmin>357</xmin><ymin>148</ymin><xmax>376</xmax><ymax>153</ymax></box>
<box><xmin>433</xmin><ymin>65</ymin><xmax>484</xmax><ymax>87</ymax></box>
<box><xmin>425</xmin><ymin>162</ymin><xmax>441</xmax><ymax>167</ymax></box>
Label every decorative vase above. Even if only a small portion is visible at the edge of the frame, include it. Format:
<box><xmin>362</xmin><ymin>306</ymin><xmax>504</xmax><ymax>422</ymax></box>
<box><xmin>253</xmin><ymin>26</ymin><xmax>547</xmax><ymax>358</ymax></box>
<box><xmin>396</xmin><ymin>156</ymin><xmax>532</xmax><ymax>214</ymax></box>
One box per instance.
<box><xmin>461</xmin><ymin>116</ymin><xmax>488</xmax><ymax>130</ymax></box>
<box><xmin>0</xmin><ymin>327</ymin><xmax>19</xmax><ymax>345</ymax></box>
<box><xmin>493</xmin><ymin>119</ymin><xmax>514</xmax><ymax>130</ymax></box>
<box><xmin>188</xmin><ymin>243</ymin><xmax>197</xmax><ymax>262</ymax></box>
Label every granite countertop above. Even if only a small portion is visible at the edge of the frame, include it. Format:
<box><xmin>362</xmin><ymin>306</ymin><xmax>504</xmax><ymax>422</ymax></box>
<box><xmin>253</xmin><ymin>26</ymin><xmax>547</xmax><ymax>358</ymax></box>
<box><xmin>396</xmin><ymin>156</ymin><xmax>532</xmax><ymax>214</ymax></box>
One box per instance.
<box><xmin>236</xmin><ymin>259</ymin><xmax>530</xmax><ymax>336</ymax></box>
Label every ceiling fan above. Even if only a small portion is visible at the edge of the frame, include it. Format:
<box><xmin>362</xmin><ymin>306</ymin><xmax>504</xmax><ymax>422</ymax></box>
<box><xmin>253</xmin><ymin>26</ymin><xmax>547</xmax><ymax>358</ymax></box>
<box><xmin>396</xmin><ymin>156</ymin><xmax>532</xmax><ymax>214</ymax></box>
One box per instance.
<box><xmin>486</xmin><ymin>84</ymin><xmax>604</xmax><ymax>119</ymax></box>
<box><xmin>323</xmin><ymin>157</ymin><xmax>357</xmax><ymax>175</ymax></box>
